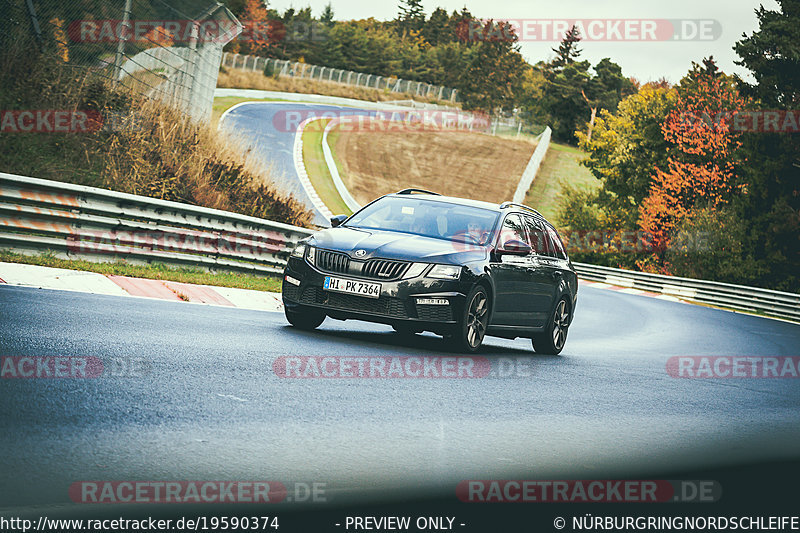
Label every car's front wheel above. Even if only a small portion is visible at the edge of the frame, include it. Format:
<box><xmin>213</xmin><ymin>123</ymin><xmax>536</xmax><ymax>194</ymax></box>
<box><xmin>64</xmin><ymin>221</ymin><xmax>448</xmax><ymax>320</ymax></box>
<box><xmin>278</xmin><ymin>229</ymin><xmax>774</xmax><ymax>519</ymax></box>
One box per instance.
<box><xmin>284</xmin><ymin>305</ymin><xmax>326</xmax><ymax>330</ymax></box>
<box><xmin>453</xmin><ymin>285</ymin><xmax>489</xmax><ymax>353</ymax></box>
<box><xmin>532</xmin><ymin>296</ymin><xmax>570</xmax><ymax>355</ymax></box>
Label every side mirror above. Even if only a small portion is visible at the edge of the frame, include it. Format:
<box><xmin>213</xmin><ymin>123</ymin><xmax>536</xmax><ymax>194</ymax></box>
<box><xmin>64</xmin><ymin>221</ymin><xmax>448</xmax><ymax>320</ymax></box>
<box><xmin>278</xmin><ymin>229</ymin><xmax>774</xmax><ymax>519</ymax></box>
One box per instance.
<box><xmin>497</xmin><ymin>239</ymin><xmax>532</xmax><ymax>256</ymax></box>
<box><xmin>330</xmin><ymin>214</ymin><xmax>348</xmax><ymax>228</ymax></box>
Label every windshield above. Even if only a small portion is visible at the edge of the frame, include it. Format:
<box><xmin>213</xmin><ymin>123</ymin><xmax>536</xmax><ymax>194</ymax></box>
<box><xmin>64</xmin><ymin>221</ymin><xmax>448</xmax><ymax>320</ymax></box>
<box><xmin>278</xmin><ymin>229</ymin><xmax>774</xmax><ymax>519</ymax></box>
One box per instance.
<box><xmin>345</xmin><ymin>196</ymin><xmax>500</xmax><ymax>245</ymax></box>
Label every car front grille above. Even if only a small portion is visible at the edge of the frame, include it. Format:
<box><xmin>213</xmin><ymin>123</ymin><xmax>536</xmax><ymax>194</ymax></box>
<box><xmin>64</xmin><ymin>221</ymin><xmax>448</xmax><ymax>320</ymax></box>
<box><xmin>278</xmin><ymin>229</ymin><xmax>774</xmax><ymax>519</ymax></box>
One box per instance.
<box><xmin>316</xmin><ymin>249</ymin><xmax>350</xmax><ymax>274</ymax></box>
<box><xmin>361</xmin><ymin>259</ymin><xmax>409</xmax><ymax>280</ymax></box>
<box><xmin>314</xmin><ymin>249</ymin><xmax>409</xmax><ymax>281</ymax></box>
<box><xmin>299</xmin><ymin>286</ymin><xmax>408</xmax><ymax>319</ymax></box>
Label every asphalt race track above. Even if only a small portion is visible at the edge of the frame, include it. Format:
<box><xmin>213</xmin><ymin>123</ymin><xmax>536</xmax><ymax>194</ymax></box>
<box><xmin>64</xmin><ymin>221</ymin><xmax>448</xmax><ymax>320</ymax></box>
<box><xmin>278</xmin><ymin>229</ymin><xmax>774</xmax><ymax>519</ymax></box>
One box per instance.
<box><xmin>2</xmin><ymin>282</ymin><xmax>799</xmax><ymax>528</ymax></box>
<box><xmin>218</xmin><ymin>102</ymin><xmax>373</xmax><ymax>226</ymax></box>
<box><xmin>2</xmin><ymin>100</ymin><xmax>799</xmax><ymax>529</ymax></box>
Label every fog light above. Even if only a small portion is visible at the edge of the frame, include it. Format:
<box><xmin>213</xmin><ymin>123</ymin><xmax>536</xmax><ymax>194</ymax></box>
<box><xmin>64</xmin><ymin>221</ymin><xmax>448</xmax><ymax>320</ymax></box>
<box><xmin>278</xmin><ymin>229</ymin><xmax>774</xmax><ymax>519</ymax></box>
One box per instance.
<box><xmin>285</xmin><ymin>275</ymin><xmax>301</xmax><ymax>286</ymax></box>
<box><xmin>416</xmin><ymin>298</ymin><xmax>449</xmax><ymax>305</ymax></box>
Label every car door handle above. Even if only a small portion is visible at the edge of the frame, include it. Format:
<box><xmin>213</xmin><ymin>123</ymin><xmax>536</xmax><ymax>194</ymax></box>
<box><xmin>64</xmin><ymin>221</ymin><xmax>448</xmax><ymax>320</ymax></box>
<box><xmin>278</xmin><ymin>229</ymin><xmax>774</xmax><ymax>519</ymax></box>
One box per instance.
<box><xmin>552</xmin><ymin>271</ymin><xmax>563</xmax><ymax>280</ymax></box>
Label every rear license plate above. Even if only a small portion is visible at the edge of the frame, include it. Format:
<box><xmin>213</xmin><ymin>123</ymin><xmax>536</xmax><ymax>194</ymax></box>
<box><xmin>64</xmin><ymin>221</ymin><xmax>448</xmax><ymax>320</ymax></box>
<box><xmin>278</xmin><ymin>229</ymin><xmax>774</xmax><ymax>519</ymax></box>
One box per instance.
<box><xmin>323</xmin><ymin>276</ymin><xmax>381</xmax><ymax>299</ymax></box>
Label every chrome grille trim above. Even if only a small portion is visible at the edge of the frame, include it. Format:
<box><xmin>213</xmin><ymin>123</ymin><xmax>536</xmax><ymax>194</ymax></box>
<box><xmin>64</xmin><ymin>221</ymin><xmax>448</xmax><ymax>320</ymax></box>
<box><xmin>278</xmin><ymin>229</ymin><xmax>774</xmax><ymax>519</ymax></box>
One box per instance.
<box><xmin>314</xmin><ymin>249</ymin><xmax>409</xmax><ymax>281</ymax></box>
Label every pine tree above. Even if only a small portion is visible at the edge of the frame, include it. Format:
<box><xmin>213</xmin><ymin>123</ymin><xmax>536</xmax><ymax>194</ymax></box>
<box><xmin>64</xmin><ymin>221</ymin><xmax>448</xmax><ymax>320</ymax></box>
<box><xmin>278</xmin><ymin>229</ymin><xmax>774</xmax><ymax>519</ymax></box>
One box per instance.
<box><xmin>320</xmin><ymin>3</ymin><xmax>334</xmax><ymax>26</ymax></box>
<box><xmin>550</xmin><ymin>25</ymin><xmax>581</xmax><ymax>71</ymax></box>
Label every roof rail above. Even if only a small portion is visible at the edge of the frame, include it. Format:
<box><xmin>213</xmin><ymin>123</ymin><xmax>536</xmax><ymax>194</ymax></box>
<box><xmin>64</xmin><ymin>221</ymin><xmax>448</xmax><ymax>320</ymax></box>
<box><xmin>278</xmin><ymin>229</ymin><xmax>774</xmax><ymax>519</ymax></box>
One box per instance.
<box><xmin>395</xmin><ymin>188</ymin><xmax>441</xmax><ymax>196</ymax></box>
<box><xmin>499</xmin><ymin>201</ymin><xmax>543</xmax><ymax>217</ymax></box>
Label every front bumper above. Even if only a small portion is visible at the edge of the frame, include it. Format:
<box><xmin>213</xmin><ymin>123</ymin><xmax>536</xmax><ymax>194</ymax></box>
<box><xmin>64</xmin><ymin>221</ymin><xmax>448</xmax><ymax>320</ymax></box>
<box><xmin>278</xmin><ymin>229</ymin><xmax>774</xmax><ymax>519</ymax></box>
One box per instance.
<box><xmin>282</xmin><ymin>256</ymin><xmax>469</xmax><ymax>330</ymax></box>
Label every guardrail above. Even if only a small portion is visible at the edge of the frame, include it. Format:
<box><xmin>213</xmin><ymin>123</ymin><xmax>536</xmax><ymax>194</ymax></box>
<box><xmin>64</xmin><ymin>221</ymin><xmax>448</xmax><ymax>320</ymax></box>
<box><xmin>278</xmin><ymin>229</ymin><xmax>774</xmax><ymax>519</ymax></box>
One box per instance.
<box><xmin>0</xmin><ymin>172</ymin><xmax>312</xmax><ymax>275</ymax></box>
<box><xmin>1</xmin><ymin>172</ymin><xmax>797</xmax><ymax>322</ymax></box>
<box><xmin>512</xmin><ymin>126</ymin><xmax>551</xmax><ymax>204</ymax></box>
<box><xmin>573</xmin><ymin>262</ymin><xmax>800</xmax><ymax>322</ymax></box>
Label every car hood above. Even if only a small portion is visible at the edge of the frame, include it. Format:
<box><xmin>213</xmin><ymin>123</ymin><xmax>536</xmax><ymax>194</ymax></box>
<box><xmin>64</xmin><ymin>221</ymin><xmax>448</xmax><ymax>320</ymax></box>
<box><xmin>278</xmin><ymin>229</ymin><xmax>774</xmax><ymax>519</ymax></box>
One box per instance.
<box><xmin>309</xmin><ymin>227</ymin><xmax>487</xmax><ymax>264</ymax></box>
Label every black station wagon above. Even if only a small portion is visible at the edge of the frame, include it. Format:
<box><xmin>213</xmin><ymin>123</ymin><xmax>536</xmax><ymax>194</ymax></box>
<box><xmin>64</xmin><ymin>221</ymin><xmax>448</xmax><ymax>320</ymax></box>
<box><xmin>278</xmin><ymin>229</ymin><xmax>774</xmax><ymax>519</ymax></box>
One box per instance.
<box><xmin>282</xmin><ymin>189</ymin><xmax>578</xmax><ymax>354</ymax></box>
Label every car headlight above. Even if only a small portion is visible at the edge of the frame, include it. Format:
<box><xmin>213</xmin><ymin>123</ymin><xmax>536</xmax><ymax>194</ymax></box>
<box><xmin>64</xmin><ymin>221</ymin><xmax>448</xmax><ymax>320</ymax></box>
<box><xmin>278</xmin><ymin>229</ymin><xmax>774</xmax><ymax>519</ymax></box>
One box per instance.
<box><xmin>402</xmin><ymin>262</ymin><xmax>429</xmax><ymax>279</ymax></box>
<box><xmin>305</xmin><ymin>245</ymin><xmax>316</xmax><ymax>265</ymax></box>
<box><xmin>426</xmin><ymin>264</ymin><xmax>461</xmax><ymax>280</ymax></box>
<box><xmin>291</xmin><ymin>242</ymin><xmax>306</xmax><ymax>258</ymax></box>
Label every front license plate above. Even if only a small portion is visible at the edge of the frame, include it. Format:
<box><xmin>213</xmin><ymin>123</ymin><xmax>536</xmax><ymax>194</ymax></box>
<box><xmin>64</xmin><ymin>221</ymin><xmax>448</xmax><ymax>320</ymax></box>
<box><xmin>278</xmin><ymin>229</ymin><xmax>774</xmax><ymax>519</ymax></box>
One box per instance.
<box><xmin>323</xmin><ymin>276</ymin><xmax>381</xmax><ymax>299</ymax></box>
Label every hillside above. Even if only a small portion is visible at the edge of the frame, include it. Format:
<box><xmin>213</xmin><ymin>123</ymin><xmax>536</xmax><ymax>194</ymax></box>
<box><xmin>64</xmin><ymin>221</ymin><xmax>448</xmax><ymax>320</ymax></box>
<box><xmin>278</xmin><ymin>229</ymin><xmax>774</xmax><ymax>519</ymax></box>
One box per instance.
<box><xmin>332</xmin><ymin>119</ymin><xmax>537</xmax><ymax>205</ymax></box>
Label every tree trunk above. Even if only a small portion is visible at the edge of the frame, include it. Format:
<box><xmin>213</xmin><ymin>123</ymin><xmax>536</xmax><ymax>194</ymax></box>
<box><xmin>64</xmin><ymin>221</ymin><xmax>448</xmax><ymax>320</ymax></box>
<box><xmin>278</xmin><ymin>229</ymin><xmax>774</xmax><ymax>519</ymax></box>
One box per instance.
<box><xmin>586</xmin><ymin>106</ymin><xmax>597</xmax><ymax>143</ymax></box>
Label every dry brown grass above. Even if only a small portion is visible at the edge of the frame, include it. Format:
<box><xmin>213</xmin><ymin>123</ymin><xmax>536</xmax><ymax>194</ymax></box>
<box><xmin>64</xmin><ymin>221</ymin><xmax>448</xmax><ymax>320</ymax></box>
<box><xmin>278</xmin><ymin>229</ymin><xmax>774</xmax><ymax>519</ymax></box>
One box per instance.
<box><xmin>0</xmin><ymin>52</ymin><xmax>312</xmax><ymax>228</ymax></box>
<box><xmin>332</xmin><ymin>119</ymin><xmax>536</xmax><ymax>205</ymax></box>
<box><xmin>217</xmin><ymin>68</ymin><xmax>455</xmax><ymax>106</ymax></box>
<box><xmin>98</xmin><ymin>98</ymin><xmax>311</xmax><ymax>226</ymax></box>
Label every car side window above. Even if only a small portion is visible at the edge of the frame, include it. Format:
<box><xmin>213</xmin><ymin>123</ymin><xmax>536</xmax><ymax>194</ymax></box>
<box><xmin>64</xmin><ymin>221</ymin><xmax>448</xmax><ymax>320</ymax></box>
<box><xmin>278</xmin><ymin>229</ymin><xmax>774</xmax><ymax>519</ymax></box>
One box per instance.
<box><xmin>545</xmin><ymin>225</ymin><xmax>568</xmax><ymax>260</ymax></box>
<box><xmin>523</xmin><ymin>216</ymin><xmax>549</xmax><ymax>256</ymax></box>
<box><xmin>498</xmin><ymin>214</ymin><xmax>527</xmax><ymax>247</ymax></box>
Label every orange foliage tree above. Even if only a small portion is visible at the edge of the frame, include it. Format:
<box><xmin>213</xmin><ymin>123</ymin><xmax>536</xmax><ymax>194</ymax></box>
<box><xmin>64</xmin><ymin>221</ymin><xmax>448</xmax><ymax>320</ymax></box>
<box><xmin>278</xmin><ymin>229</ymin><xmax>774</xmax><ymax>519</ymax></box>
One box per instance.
<box><xmin>238</xmin><ymin>0</ymin><xmax>280</xmax><ymax>56</ymax></box>
<box><xmin>638</xmin><ymin>59</ymin><xmax>748</xmax><ymax>269</ymax></box>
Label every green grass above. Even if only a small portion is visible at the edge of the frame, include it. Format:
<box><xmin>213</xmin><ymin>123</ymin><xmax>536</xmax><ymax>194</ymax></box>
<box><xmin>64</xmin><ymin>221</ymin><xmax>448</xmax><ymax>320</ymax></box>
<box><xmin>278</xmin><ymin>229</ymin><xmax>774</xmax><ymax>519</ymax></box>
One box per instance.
<box><xmin>301</xmin><ymin>119</ymin><xmax>353</xmax><ymax>216</ymax></box>
<box><xmin>524</xmin><ymin>142</ymin><xmax>600</xmax><ymax>221</ymax></box>
<box><xmin>0</xmin><ymin>250</ymin><xmax>282</xmax><ymax>293</ymax></box>
<box><xmin>325</xmin><ymin>127</ymin><xmax>350</xmax><ymax>197</ymax></box>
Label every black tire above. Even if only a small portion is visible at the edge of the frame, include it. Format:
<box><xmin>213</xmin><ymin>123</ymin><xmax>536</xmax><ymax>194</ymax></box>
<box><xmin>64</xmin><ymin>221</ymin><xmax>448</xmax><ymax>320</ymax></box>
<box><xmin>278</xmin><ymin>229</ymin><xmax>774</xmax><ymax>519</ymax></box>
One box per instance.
<box><xmin>453</xmin><ymin>285</ymin><xmax>490</xmax><ymax>353</ymax></box>
<box><xmin>532</xmin><ymin>296</ymin><xmax>570</xmax><ymax>355</ymax></box>
<box><xmin>392</xmin><ymin>324</ymin><xmax>421</xmax><ymax>336</ymax></box>
<box><xmin>284</xmin><ymin>306</ymin><xmax>325</xmax><ymax>330</ymax></box>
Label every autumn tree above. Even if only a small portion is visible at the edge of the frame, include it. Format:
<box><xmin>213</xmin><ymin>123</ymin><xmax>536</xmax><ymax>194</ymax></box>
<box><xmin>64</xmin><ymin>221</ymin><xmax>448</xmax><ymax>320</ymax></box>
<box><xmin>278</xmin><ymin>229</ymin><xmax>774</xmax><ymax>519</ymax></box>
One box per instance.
<box><xmin>571</xmin><ymin>84</ymin><xmax>678</xmax><ymax>231</ymax></box>
<box><xmin>238</xmin><ymin>0</ymin><xmax>277</xmax><ymax>56</ymax></box>
<box><xmin>638</xmin><ymin>58</ymin><xmax>747</xmax><ymax>261</ymax></box>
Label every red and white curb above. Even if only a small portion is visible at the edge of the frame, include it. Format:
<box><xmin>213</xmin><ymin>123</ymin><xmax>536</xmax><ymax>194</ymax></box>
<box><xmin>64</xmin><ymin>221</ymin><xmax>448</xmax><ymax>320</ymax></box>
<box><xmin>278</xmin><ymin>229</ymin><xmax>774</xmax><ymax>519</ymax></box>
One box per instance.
<box><xmin>0</xmin><ymin>262</ymin><xmax>283</xmax><ymax>312</ymax></box>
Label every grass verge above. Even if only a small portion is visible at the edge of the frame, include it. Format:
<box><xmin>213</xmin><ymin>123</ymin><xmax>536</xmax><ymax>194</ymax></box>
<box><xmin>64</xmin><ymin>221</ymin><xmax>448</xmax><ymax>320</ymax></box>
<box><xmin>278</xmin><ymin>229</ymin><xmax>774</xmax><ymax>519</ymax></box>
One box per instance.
<box><xmin>524</xmin><ymin>142</ymin><xmax>600</xmax><ymax>221</ymax></box>
<box><xmin>301</xmin><ymin>119</ymin><xmax>352</xmax><ymax>216</ymax></box>
<box><xmin>0</xmin><ymin>250</ymin><xmax>282</xmax><ymax>293</ymax></box>
<box><xmin>217</xmin><ymin>68</ymin><xmax>455</xmax><ymax>106</ymax></box>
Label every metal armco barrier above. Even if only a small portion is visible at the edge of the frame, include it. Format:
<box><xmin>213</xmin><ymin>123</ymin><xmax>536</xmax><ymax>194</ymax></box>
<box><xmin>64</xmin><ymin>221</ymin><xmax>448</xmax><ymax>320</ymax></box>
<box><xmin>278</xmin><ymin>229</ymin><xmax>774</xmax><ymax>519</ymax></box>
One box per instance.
<box><xmin>573</xmin><ymin>262</ymin><xmax>800</xmax><ymax>322</ymax></box>
<box><xmin>0</xmin><ymin>172</ymin><xmax>312</xmax><ymax>275</ymax></box>
<box><xmin>1</xmin><ymin>172</ymin><xmax>797</xmax><ymax>322</ymax></box>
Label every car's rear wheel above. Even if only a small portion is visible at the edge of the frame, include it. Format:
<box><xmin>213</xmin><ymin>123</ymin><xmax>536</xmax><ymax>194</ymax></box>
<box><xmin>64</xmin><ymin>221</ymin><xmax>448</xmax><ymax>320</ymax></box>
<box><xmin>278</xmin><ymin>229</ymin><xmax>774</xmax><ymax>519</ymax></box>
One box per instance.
<box><xmin>454</xmin><ymin>285</ymin><xmax>489</xmax><ymax>353</ymax></box>
<box><xmin>284</xmin><ymin>306</ymin><xmax>325</xmax><ymax>330</ymax></box>
<box><xmin>532</xmin><ymin>296</ymin><xmax>570</xmax><ymax>355</ymax></box>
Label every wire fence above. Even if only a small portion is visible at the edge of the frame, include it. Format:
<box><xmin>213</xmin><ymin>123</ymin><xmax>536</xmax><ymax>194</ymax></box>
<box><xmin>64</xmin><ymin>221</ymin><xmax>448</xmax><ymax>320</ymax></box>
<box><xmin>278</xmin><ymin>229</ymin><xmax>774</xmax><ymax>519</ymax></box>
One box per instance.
<box><xmin>221</xmin><ymin>52</ymin><xmax>460</xmax><ymax>104</ymax></box>
<box><xmin>9</xmin><ymin>0</ymin><xmax>241</xmax><ymax>123</ymax></box>
<box><xmin>221</xmin><ymin>53</ymin><xmax>547</xmax><ymax>138</ymax></box>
